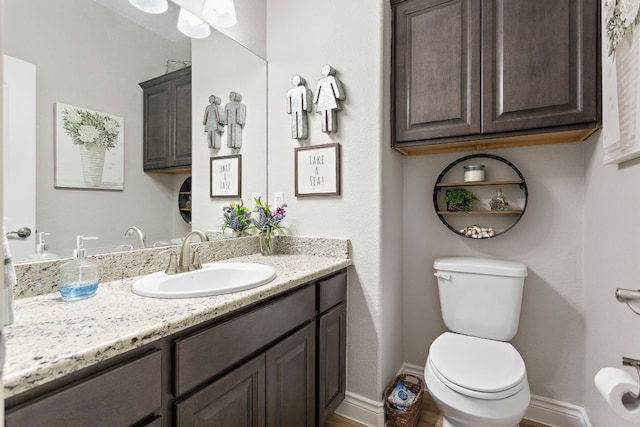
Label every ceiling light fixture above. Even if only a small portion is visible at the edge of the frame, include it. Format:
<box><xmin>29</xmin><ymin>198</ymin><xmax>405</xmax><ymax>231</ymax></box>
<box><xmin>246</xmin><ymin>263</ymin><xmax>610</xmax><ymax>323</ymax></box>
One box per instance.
<box><xmin>128</xmin><ymin>0</ymin><xmax>169</xmax><ymax>14</ymax></box>
<box><xmin>202</xmin><ymin>0</ymin><xmax>237</xmax><ymax>28</ymax></box>
<box><xmin>177</xmin><ymin>8</ymin><xmax>211</xmax><ymax>39</ymax></box>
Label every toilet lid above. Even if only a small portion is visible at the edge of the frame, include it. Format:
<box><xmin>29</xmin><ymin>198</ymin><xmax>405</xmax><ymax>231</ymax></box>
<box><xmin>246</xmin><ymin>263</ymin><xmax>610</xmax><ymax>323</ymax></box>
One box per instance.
<box><xmin>429</xmin><ymin>333</ymin><xmax>526</xmax><ymax>396</ymax></box>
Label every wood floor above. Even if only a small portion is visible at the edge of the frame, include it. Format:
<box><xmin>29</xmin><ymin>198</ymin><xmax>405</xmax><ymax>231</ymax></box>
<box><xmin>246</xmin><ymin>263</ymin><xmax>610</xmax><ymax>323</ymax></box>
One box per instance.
<box><xmin>325</xmin><ymin>392</ymin><xmax>550</xmax><ymax>427</ymax></box>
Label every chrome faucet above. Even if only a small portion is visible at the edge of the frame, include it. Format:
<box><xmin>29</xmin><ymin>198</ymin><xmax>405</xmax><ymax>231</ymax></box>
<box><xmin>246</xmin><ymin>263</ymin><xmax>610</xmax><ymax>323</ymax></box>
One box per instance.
<box><xmin>176</xmin><ymin>230</ymin><xmax>208</xmax><ymax>273</ymax></box>
<box><xmin>125</xmin><ymin>226</ymin><xmax>146</xmax><ymax>249</ymax></box>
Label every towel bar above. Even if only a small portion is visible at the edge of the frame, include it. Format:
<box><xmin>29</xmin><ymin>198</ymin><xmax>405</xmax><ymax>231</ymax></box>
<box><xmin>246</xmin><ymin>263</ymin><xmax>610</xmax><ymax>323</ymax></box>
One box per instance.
<box><xmin>616</xmin><ymin>288</ymin><xmax>640</xmax><ymax>315</ymax></box>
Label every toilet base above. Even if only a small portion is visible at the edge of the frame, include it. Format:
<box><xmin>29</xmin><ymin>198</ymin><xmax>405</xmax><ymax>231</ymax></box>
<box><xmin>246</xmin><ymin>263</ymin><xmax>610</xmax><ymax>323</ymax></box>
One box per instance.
<box><xmin>425</xmin><ymin>356</ymin><xmax>530</xmax><ymax>427</ymax></box>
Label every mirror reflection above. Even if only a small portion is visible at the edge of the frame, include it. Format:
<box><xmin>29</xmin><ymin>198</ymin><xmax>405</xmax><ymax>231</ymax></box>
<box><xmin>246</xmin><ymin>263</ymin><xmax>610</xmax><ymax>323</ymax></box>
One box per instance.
<box><xmin>3</xmin><ymin>0</ymin><xmax>267</xmax><ymax>262</ymax></box>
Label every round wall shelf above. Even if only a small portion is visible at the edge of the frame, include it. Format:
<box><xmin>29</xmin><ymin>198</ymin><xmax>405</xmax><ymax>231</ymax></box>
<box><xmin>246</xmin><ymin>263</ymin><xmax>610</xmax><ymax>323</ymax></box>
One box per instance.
<box><xmin>178</xmin><ymin>176</ymin><xmax>192</xmax><ymax>225</ymax></box>
<box><xmin>433</xmin><ymin>154</ymin><xmax>528</xmax><ymax>238</ymax></box>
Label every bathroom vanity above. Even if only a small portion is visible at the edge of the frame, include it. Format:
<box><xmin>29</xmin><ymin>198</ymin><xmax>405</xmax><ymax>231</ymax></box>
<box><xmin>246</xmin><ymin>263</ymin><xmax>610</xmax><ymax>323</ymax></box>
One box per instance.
<box><xmin>3</xmin><ymin>240</ymin><xmax>350</xmax><ymax>427</ymax></box>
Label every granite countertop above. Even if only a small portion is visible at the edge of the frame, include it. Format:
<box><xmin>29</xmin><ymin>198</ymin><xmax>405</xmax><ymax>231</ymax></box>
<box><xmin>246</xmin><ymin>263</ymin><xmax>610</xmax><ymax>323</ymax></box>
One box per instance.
<box><xmin>4</xmin><ymin>249</ymin><xmax>351</xmax><ymax>398</ymax></box>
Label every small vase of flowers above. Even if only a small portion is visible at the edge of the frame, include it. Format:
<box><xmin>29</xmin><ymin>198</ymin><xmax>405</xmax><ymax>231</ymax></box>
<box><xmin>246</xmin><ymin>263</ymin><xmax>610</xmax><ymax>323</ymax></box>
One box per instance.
<box><xmin>252</xmin><ymin>197</ymin><xmax>287</xmax><ymax>255</ymax></box>
<box><xmin>221</xmin><ymin>201</ymin><xmax>252</xmax><ymax>235</ymax></box>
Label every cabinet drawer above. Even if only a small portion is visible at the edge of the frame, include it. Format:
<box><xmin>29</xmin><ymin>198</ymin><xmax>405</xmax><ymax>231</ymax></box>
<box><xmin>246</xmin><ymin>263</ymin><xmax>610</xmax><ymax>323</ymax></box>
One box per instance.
<box><xmin>6</xmin><ymin>350</ymin><xmax>162</xmax><ymax>427</ymax></box>
<box><xmin>318</xmin><ymin>270</ymin><xmax>347</xmax><ymax>313</ymax></box>
<box><xmin>174</xmin><ymin>285</ymin><xmax>315</xmax><ymax>396</ymax></box>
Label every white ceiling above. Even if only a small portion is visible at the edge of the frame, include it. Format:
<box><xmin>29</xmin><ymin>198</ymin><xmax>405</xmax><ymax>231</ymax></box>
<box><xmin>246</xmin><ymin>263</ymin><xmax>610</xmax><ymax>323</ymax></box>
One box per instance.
<box><xmin>93</xmin><ymin>0</ymin><xmax>186</xmax><ymax>42</ymax></box>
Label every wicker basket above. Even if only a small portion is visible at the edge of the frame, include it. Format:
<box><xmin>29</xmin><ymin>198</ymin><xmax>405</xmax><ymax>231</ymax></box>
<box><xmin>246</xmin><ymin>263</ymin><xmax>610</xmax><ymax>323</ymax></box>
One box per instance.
<box><xmin>384</xmin><ymin>374</ymin><xmax>424</xmax><ymax>427</ymax></box>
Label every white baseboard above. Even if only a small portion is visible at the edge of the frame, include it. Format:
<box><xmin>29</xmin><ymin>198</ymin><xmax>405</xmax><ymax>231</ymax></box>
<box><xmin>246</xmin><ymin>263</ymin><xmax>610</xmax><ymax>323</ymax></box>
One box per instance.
<box><xmin>526</xmin><ymin>395</ymin><xmax>592</xmax><ymax>427</ymax></box>
<box><xmin>336</xmin><ymin>363</ymin><xmax>592</xmax><ymax>427</ymax></box>
<box><xmin>335</xmin><ymin>391</ymin><xmax>386</xmax><ymax>426</ymax></box>
<box><xmin>403</xmin><ymin>363</ymin><xmax>425</xmax><ymax>379</ymax></box>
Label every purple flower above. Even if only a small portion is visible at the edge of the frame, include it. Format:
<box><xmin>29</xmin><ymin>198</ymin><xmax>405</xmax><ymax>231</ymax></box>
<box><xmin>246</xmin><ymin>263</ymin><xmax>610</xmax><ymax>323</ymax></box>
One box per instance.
<box><xmin>252</xmin><ymin>198</ymin><xmax>287</xmax><ymax>233</ymax></box>
<box><xmin>221</xmin><ymin>201</ymin><xmax>252</xmax><ymax>232</ymax></box>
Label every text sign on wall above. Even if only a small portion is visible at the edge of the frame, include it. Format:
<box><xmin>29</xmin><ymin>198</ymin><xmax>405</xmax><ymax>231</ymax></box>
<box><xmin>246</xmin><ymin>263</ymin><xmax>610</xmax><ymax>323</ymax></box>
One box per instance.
<box><xmin>210</xmin><ymin>154</ymin><xmax>241</xmax><ymax>198</ymax></box>
<box><xmin>295</xmin><ymin>143</ymin><xmax>340</xmax><ymax>197</ymax></box>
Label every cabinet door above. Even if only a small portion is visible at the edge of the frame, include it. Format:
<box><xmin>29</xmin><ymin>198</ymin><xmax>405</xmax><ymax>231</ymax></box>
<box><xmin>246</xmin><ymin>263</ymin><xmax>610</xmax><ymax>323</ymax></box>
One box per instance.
<box><xmin>266</xmin><ymin>323</ymin><xmax>316</xmax><ymax>427</ymax></box>
<box><xmin>143</xmin><ymin>82</ymin><xmax>172</xmax><ymax>170</ymax></box>
<box><xmin>172</xmin><ymin>73</ymin><xmax>192</xmax><ymax>167</ymax></box>
<box><xmin>482</xmin><ymin>0</ymin><xmax>598</xmax><ymax>133</ymax></box>
<box><xmin>318</xmin><ymin>303</ymin><xmax>346</xmax><ymax>426</ymax></box>
<box><xmin>393</xmin><ymin>0</ymin><xmax>481</xmax><ymax>142</ymax></box>
<box><xmin>175</xmin><ymin>354</ymin><xmax>266</xmax><ymax>427</ymax></box>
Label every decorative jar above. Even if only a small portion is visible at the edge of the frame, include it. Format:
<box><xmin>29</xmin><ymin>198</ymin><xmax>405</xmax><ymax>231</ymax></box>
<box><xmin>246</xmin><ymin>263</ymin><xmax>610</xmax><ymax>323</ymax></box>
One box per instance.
<box><xmin>463</xmin><ymin>164</ymin><xmax>485</xmax><ymax>182</ymax></box>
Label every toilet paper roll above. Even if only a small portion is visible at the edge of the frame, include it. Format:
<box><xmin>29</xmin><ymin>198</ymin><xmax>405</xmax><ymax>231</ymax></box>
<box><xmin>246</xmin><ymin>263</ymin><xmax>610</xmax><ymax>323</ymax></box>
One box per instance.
<box><xmin>595</xmin><ymin>367</ymin><xmax>640</xmax><ymax>422</ymax></box>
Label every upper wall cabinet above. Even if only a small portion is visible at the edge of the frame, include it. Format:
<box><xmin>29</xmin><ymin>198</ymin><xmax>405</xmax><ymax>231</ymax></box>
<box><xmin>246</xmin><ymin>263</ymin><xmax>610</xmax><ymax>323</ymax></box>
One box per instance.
<box><xmin>390</xmin><ymin>0</ymin><xmax>601</xmax><ymax>155</ymax></box>
<box><xmin>139</xmin><ymin>67</ymin><xmax>192</xmax><ymax>172</ymax></box>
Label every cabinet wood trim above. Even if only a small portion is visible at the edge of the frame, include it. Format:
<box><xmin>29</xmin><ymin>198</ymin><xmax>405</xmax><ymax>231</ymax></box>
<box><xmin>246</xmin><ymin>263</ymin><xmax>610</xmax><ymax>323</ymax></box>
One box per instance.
<box><xmin>395</xmin><ymin>126</ymin><xmax>598</xmax><ymax>155</ymax></box>
<box><xmin>174</xmin><ymin>285</ymin><xmax>316</xmax><ymax>397</ymax></box>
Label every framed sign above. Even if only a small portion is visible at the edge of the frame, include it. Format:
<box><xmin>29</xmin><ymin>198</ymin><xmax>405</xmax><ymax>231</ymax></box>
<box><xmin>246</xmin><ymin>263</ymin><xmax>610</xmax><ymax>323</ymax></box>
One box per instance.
<box><xmin>210</xmin><ymin>155</ymin><xmax>241</xmax><ymax>198</ymax></box>
<box><xmin>295</xmin><ymin>143</ymin><xmax>340</xmax><ymax>197</ymax></box>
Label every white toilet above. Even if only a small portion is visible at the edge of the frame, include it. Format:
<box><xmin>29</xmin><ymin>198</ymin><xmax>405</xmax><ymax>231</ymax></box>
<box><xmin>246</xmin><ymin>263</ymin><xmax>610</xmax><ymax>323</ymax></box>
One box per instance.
<box><xmin>425</xmin><ymin>257</ymin><xmax>530</xmax><ymax>427</ymax></box>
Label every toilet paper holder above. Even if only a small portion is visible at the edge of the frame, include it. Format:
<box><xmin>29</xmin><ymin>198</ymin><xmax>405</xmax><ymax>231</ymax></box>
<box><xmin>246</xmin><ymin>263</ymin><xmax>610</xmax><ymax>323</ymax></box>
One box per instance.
<box><xmin>622</xmin><ymin>357</ymin><xmax>640</xmax><ymax>403</ymax></box>
<box><xmin>615</xmin><ymin>288</ymin><xmax>640</xmax><ymax>315</ymax></box>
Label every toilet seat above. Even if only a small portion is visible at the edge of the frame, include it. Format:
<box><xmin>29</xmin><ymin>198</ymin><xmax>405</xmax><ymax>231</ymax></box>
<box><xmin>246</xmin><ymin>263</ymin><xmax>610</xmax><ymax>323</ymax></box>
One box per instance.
<box><xmin>429</xmin><ymin>332</ymin><xmax>527</xmax><ymax>400</ymax></box>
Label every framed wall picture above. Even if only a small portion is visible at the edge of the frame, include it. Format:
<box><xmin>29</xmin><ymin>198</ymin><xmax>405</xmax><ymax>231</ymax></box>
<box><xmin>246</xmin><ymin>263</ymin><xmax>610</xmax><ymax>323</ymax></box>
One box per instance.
<box><xmin>295</xmin><ymin>143</ymin><xmax>340</xmax><ymax>197</ymax></box>
<box><xmin>210</xmin><ymin>154</ymin><xmax>242</xmax><ymax>198</ymax></box>
<box><xmin>54</xmin><ymin>102</ymin><xmax>124</xmax><ymax>190</ymax></box>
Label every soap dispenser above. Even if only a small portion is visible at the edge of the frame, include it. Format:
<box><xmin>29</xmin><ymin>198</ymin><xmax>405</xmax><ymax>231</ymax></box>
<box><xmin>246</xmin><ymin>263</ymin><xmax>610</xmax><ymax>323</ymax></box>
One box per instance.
<box><xmin>59</xmin><ymin>236</ymin><xmax>99</xmax><ymax>301</ymax></box>
<box><xmin>26</xmin><ymin>232</ymin><xmax>59</xmax><ymax>261</ymax></box>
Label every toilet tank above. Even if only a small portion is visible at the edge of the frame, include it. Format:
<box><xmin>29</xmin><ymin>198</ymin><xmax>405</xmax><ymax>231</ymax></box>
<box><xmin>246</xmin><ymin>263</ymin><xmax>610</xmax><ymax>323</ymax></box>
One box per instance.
<box><xmin>433</xmin><ymin>257</ymin><xmax>528</xmax><ymax>341</ymax></box>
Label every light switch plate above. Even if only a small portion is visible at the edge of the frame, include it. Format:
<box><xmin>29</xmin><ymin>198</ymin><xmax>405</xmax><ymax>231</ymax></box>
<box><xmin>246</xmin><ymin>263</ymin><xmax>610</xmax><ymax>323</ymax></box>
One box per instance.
<box><xmin>273</xmin><ymin>192</ymin><xmax>284</xmax><ymax>207</ymax></box>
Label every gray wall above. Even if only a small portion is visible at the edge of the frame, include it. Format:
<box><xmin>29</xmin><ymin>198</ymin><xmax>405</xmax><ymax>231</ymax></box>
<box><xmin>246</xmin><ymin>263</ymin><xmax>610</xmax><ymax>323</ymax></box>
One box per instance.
<box><xmin>266</xmin><ymin>0</ymin><xmax>616</xmax><ymax>423</ymax></box>
<box><xmin>4</xmin><ymin>0</ymin><xmax>191</xmax><ymax>255</ymax></box>
<box><xmin>403</xmin><ymin>143</ymin><xmax>586</xmax><ymax>405</ymax></box>
<box><xmin>583</xmin><ymin>16</ymin><xmax>640</xmax><ymax>426</ymax></box>
<box><xmin>266</xmin><ymin>1</ymin><xmax>404</xmax><ymax>423</ymax></box>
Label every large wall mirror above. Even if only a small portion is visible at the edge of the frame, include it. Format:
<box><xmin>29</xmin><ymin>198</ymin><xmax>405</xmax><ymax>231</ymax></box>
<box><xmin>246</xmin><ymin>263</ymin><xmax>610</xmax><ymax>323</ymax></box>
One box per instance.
<box><xmin>3</xmin><ymin>0</ymin><xmax>267</xmax><ymax>262</ymax></box>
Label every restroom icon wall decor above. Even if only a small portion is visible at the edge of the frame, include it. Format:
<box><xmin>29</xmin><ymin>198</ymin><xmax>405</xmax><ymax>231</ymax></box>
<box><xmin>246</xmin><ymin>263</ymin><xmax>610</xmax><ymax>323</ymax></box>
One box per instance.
<box><xmin>203</xmin><ymin>94</ymin><xmax>225</xmax><ymax>149</ymax></box>
<box><xmin>314</xmin><ymin>64</ymin><xmax>345</xmax><ymax>133</ymax></box>
<box><xmin>225</xmin><ymin>92</ymin><xmax>246</xmax><ymax>149</ymax></box>
<box><xmin>286</xmin><ymin>75</ymin><xmax>313</xmax><ymax>140</ymax></box>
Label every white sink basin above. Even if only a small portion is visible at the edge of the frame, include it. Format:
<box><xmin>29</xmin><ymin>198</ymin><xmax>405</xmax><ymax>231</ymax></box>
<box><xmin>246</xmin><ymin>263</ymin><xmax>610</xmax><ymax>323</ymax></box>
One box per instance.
<box><xmin>132</xmin><ymin>262</ymin><xmax>277</xmax><ymax>298</ymax></box>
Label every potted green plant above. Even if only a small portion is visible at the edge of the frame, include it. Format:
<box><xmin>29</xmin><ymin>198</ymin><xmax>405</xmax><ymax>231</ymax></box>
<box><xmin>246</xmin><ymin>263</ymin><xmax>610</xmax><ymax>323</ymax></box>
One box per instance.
<box><xmin>442</xmin><ymin>188</ymin><xmax>477</xmax><ymax>212</ymax></box>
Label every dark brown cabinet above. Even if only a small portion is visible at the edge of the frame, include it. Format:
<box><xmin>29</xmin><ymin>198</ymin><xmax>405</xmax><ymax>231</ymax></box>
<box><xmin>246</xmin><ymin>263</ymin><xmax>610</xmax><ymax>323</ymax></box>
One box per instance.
<box><xmin>6</xmin><ymin>269</ymin><xmax>348</xmax><ymax>427</ymax></box>
<box><xmin>177</xmin><ymin>322</ymin><xmax>317</xmax><ymax>427</ymax></box>
<box><xmin>318</xmin><ymin>304</ymin><xmax>346</xmax><ymax>425</ymax></box>
<box><xmin>391</xmin><ymin>0</ymin><xmax>600</xmax><ymax>155</ymax></box>
<box><xmin>266</xmin><ymin>323</ymin><xmax>316</xmax><ymax>426</ymax></box>
<box><xmin>176</xmin><ymin>354</ymin><xmax>266</xmax><ymax>426</ymax></box>
<box><xmin>317</xmin><ymin>271</ymin><xmax>347</xmax><ymax>426</ymax></box>
<box><xmin>139</xmin><ymin>67</ymin><xmax>192</xmax><ymax>172</ymax></box>
<box><xmin>6</xmin><ymin>351</ymin><xmax>162</xmax><ymax>427</ymax></box>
